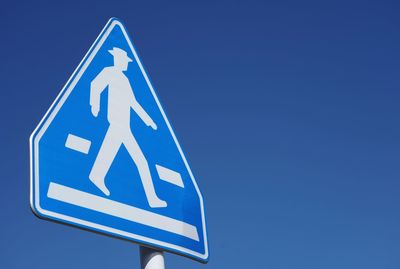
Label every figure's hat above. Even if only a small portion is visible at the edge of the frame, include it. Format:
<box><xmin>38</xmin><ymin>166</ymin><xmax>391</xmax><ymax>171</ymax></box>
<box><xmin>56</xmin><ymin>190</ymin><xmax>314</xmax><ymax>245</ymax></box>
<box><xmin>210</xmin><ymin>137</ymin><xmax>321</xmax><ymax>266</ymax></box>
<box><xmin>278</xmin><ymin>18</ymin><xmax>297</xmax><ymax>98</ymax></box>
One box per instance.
<box><xmin>108</xmin><ymin>47</ymin><xmax>133</xmax><ymax>62</ymax></box>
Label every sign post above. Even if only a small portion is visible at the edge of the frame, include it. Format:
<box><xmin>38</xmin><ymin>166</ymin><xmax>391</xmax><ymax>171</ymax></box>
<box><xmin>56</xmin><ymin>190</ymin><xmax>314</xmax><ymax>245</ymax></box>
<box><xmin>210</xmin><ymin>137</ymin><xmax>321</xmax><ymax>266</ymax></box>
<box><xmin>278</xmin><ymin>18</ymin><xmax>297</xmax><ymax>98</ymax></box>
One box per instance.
<box><xmin>30</xmin><ymin>18</ymin><xmax>209</xmax><ymax>265</ymax></box>
<box><xmin>140</xmin><ymin>246</ymin><xmax>165</xmax><ymax>269</ymax></box>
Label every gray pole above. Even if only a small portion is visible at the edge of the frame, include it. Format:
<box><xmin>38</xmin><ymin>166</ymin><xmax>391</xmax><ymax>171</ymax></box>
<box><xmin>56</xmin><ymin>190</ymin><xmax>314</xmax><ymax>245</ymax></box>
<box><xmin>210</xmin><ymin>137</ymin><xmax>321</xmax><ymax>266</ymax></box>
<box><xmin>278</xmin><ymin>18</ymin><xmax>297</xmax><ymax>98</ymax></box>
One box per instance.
<box><xmin>140</xmin><ymin>246</ymin><xmax>165</xmax><ymax>269</ymax></box>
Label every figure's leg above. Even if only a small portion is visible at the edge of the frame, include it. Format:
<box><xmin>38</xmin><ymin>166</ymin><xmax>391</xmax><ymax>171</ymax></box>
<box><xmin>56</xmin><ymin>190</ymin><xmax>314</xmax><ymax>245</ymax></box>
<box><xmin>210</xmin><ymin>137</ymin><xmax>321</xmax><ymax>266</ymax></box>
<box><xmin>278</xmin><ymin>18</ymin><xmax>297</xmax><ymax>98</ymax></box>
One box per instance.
<box><xmin>123</xmin><ymin>131</ymin><xmax>167</xmax><ymax>208</ymax></box>
<box><xmin>89</xmin><ymin>126</ymin><xmax>121</xmax><ymax>196</ymax></box>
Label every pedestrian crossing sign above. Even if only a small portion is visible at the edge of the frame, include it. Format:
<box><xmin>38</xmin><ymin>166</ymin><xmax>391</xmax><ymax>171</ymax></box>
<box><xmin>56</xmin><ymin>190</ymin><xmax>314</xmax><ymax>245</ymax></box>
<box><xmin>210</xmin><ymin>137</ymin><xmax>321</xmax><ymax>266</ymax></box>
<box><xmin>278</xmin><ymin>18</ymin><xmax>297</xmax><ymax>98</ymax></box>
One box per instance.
<box><xmin>29</xmin><ymin>18</ymin><xmax>209</xmax><ymax>263</ymax></box>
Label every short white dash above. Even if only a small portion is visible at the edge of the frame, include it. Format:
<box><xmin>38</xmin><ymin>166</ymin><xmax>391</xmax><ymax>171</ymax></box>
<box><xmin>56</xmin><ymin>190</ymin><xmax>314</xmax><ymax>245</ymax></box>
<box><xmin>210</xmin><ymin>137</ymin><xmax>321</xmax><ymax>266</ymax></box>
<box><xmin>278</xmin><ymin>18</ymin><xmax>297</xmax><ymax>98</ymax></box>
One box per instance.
<box><xmin>65</xmin><ymin>134</ymin><xmax>91</xmax><ymax>154</ymax></box>
<box><xmin>156</xmin><ymin>165</ymin><xmax>184</xmax><ymax>188</ymax></box>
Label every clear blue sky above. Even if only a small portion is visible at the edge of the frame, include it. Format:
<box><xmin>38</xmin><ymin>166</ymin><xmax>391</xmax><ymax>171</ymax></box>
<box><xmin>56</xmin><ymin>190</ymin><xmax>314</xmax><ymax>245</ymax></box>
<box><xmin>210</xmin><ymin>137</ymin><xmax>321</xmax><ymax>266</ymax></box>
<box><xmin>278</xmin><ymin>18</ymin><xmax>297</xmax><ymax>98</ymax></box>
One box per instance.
<box><xmin>1</xmin><ymin>0</ymin><xmax>400</xmax><ymax>268</ymax></box>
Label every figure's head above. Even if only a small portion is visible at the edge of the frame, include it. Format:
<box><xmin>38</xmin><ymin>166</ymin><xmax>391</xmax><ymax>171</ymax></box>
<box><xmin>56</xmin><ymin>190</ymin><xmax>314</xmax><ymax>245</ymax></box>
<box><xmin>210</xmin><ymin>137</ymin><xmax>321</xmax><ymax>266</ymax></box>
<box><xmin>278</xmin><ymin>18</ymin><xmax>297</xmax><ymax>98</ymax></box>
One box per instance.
<box><xmin>108</xmin><ymin>47</ymin><xmax>132</xmax><ymax>71</ymax></box>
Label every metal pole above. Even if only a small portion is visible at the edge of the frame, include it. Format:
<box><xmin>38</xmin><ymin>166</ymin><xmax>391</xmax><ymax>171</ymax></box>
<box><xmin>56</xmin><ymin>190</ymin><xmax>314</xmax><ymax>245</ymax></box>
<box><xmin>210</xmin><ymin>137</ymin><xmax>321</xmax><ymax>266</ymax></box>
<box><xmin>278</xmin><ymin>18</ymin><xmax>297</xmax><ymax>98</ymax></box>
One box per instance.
<box><xmin>140</xmin><ymin>246</ymin><xmax>165</xmax><ymax>269</ymax></box>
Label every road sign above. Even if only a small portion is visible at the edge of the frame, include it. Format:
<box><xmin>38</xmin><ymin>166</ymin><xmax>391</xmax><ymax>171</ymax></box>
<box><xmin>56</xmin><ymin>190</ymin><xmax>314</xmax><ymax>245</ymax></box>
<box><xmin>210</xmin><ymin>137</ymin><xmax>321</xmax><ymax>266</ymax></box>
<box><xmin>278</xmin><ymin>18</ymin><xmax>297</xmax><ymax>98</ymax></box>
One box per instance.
<box><xmin>30</xmin><ymin>18</ymin><xmax>209</xmax><ymax>263</ymax></box>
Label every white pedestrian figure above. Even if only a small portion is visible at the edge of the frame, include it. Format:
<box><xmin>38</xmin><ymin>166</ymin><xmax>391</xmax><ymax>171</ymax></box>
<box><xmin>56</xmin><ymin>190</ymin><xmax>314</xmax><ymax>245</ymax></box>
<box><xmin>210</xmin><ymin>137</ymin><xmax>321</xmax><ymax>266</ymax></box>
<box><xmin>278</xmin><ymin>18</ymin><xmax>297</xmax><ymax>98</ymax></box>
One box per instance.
<box><xmin>89</xmin><ymin>47</ymin><xmax>167</xmax><ymax>208</ymax></box>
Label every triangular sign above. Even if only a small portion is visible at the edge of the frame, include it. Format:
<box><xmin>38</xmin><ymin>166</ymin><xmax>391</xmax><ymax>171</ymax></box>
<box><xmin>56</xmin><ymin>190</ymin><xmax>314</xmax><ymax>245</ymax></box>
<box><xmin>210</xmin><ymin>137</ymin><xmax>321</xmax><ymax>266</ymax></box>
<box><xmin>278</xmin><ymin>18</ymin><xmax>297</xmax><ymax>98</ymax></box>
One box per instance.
<box><xmin>30</xmin><ymin>18</ymin><xmax>209</xmax><ymax>263</ymax></box>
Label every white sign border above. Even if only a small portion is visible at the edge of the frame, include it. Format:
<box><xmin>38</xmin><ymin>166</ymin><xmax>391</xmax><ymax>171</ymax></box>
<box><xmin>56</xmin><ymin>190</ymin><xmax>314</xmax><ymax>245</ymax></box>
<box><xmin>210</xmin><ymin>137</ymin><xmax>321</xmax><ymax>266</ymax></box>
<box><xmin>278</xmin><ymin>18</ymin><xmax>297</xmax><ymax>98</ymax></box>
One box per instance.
<box><xmin>29</xmin><ymin>18</ymin><xmax>209</xmax><ymax>263</ymax></box>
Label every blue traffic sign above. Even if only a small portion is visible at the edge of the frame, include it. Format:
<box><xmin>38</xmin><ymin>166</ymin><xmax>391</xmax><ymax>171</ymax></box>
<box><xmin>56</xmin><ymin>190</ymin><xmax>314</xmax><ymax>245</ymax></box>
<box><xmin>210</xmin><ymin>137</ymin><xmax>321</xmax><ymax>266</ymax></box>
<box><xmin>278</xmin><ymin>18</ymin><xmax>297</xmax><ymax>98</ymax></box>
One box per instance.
<box><xmin>30</xmin><ymin>18</ymin><xmax>209</xmax><ymax>263</ymax></box>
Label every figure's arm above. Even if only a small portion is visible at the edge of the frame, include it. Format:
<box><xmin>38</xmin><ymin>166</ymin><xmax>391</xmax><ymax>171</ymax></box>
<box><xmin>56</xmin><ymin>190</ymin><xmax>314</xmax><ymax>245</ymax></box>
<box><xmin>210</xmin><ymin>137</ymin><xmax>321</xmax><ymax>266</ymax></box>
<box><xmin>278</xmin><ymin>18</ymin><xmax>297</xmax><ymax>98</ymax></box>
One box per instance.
<box><xmin>131</xmin><ymin>94</ymin><xmax>157</xmax><ymax>130</ymax></box>
<box><xmin>90</xmin><ymin>68</ymin><xmax>109</xmax><ymax>117</ymax></box>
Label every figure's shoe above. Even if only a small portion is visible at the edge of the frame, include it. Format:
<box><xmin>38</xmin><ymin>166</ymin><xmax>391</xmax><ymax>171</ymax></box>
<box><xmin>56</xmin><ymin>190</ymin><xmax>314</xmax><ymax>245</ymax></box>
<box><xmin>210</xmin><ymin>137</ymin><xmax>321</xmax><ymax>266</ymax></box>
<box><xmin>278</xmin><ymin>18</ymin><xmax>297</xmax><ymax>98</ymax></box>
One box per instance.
<box><xmin>89</xmin><ymin>176</ymin><xmax>110</xmax><ymax>196</ymax></box>
<box><xmin>148</xmin><ymin>197</ymin><xmax>167</xmax><ymax>208</ymax></box>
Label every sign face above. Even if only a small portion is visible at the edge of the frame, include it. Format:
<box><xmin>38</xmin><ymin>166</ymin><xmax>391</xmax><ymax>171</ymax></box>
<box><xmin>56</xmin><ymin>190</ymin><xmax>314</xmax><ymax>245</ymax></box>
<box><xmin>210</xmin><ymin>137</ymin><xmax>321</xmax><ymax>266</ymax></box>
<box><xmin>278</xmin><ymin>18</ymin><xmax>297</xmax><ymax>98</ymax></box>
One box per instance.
<box><xmin>30</xmin><ymin>18</ymin><xmax>209</xmax><ymax>263</ymax></box>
